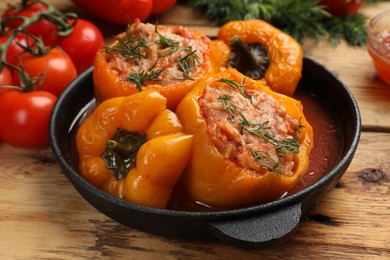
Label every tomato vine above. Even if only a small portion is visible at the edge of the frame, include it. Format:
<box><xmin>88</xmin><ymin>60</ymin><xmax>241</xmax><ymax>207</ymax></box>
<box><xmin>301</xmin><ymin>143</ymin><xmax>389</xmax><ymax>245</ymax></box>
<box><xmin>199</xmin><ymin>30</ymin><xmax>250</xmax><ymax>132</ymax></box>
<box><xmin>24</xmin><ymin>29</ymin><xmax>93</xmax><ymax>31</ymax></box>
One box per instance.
<box><xmin>0</xmin><ymin>0</ymin><xmax>77</xmax><ymax>91</ymax></box>
<box><xmin>0</xmin><ymin>0</ymin><xmax>103</xmax><ymax>148</ymax></box>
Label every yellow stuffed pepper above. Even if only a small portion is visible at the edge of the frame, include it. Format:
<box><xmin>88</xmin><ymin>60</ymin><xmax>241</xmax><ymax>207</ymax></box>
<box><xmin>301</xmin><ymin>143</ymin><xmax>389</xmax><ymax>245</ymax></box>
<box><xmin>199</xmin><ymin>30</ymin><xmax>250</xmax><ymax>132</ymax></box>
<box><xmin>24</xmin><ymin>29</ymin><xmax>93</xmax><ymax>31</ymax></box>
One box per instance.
<box><xmin>93</xmin><ymin>19</ymin><xmax>221</xmax><ymax>110</ymax></box>
<box><xmin>175</xmin><ymin>68</ymin><xmax>313</xmax><ymax>209</ymax></box>
<box><xmin>76</xmin><ymin>90</ymin><xmax>193</xmax><ymax>208</ymax></box>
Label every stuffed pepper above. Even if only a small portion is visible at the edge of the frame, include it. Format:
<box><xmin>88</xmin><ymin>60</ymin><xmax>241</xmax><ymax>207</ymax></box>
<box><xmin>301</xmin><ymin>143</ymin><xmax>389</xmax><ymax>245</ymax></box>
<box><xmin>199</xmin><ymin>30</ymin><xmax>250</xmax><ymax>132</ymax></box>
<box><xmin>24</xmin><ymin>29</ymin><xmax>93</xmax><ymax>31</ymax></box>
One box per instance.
<box><xmin>215</xmin><ymin>20</ymin><xmax>303</xmax><ymax>97</ymax></box>
<box><xmin>93</xmin><ymin>19</ymin><xmax>221</xmax><ymax>110</ymax></box>
<box><xmin>175</xmin><ymin>68</ymin><xmax>313</xmax><ymax>209</ymax></box>
<box><xmin>76</xmin><ymin>90</ymin><xmax>193</xmax><ymax>208</ymax></box>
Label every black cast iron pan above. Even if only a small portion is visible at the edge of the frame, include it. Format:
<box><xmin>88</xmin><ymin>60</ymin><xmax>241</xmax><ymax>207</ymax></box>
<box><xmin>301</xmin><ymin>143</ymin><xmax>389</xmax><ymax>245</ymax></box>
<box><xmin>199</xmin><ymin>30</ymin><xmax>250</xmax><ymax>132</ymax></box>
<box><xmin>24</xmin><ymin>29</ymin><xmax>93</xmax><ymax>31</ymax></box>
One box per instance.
<box><xmin>49</xmin><ymin>57</ymin><xmax>361</xmax><ymax>249</ymax></box>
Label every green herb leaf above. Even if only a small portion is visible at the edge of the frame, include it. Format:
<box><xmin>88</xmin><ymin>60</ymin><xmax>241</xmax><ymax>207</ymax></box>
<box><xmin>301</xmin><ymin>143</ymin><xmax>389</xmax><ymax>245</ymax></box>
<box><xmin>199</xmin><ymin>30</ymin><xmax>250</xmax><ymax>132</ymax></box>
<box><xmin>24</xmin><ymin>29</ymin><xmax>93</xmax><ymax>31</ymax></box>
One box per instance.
<box><xmin>218</xmin><ymin>94</ymin><xmax>243</xmax><ymax>119</ymax></box>
<box><xmin>176</xmin><ymin>46</ymin><xmax>200</xmax><ymax>80</ymax></box>
<box><xmin>251</xmin><ymin>149</ymin><xmax>283</xmax><ymax>174</ymax></box>
<box><xmin>238</xmin><ymin>111</ymin><xmax>301</xmax><ymax>156</ymax></box>
<box><xmin>219</xmin><ymin>78</ymin><xmax>252</xmax><ymax>101</ymax></box>
<box><xmin>325</xmin><ymin>13</ymin><xmax>367</xmax><ymax>46</ymax></box>
<box><xmin>126</xmin><ymin>66</ymin><xmax>165</xmax><ymax>91</ymax></box>
<box><xmin>154</xmin><ymin>23</ymin><xmax>179</xmax><ymax>55</ymax></box>
<box><xmin>104</xmin><ymin>31</ymin><xmax>149</xmax><ymax>60</ymax></box>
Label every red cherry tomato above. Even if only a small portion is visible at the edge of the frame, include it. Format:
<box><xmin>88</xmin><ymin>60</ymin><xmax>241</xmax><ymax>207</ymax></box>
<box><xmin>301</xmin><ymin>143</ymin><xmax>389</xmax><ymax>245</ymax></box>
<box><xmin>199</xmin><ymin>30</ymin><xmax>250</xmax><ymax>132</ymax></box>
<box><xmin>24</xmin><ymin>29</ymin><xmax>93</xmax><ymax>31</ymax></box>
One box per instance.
<box><xmin>0</xmin><ymin>89</ymin><xmax>57</xmax><ymax>148</ymax></box>
<box><xmin>13</xmin><ymin>47</ymin><xmax>77</xmax><ymax>96</ymax></box>
<box><xmin>55</xmin><ymin>19</ymin><xmax>105</xmax><ymax>74</ymax></box>
<box><xmin>71</xmin><ymin>0</ymin><xmax>153</xmax><ymax>25</ymax></box>
<box><xmin>319</xmin><ymin>0</ymin><xmax>366</xmax><ymax>16</ymax></box>
<box><xmin>0</xmin><ymin>67</ymin><xmax>14</xmax><ymax>87</ymax></box>
<box><xmin>0</xmin><ymin>67</ymin><xmax>14</xmax><ymax>95</ymax></box>
<box><xmin>0</xmin><ymin>31</ymin><xmax>35</xmax><ymax>66</ymax></box>
<box><xmin>2</xmin><ymin>1</ymin><xmax>57</xmax><ymax>45</ymax></box>
<box><xmin>151</xmin><ymin>0</ymin><xmax>177</xmax><ymax>15</ymax></box>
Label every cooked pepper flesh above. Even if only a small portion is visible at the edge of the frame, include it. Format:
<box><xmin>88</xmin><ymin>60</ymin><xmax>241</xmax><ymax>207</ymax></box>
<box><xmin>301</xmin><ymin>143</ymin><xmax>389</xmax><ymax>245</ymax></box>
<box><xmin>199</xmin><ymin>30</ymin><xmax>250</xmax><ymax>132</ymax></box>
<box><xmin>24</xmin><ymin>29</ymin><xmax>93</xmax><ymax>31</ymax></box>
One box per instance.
<box><xmin>228</xmin><ymin>36</ymin><xmax>270</xmax><ymax>80</ymax></box>
<box><xmin>102</xmin><ymin>129</ymin><xmax>147</xmax><ymax>179</ymax></box>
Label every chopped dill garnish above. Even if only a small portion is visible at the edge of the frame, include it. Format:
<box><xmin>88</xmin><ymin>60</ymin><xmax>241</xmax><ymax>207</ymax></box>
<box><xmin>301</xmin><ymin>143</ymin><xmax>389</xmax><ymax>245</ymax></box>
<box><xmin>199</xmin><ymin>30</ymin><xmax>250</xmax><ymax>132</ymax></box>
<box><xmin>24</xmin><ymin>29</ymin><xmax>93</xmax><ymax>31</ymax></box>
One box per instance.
<box><xmin>219</xmin><ymin>78</ymin><xmax>252</xmax><ymax>102</ymax></box>
<box><xmin>271</xmin><ymin>135</ymin><xmax>300</xmax><ymax>156</ymax></box>
<box><xmin>176</xmin><ymin>46</ymin><xmax>200</xmax><ymax>80</ymax></box>
<box><xmin>218</xmin><ymin>94</ymin><xmax>243</xmax><ymax>119</ymax></box>
<box><xmin>238</xmin><ymin>111</ymin><xmax>270</xmax><ymax>136</ymax></box>
<box><xmin>215</xmin><ymin>76</ymin><xmax>305</xmax><ymax>174</ymax></box>
<box><xmin>216</xmin><ymin>77</ymin><xmax>303</xmax><ymax>157</ymax></box>
<box><xmin>154</xmin><ymin>23</ymin><xmax>179</xmax><ymax>56</ymax></box>
<box><xmin>250</xmin><ymin>149</ymin><xmax>283</xmax><ymax>174</ymax></box>
<box><xmin>126</xmin><ymin>62</ymin><xmax>165</xmax><ymax>91</ymax></box>
<box><xmin>238</xmin><ymin>112</ymin><xmax>301</xmax><ymax>156</ymax></box>
<box><xmin>104</xmin><ymin>31</ymin><xmax>149</xmax><ymax>60</ymax></box>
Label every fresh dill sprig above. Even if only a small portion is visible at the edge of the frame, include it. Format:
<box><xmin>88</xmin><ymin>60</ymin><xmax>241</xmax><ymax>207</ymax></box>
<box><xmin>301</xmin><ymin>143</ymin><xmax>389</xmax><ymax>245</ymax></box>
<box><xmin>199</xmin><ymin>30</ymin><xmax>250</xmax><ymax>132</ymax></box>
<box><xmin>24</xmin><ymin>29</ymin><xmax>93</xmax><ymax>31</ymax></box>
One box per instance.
<box><xmin>104</xmin><ymin>31</ymin><xmax>149</xmax><ymax>60</ymax></box>
<box><xmin>214</xmin><ymin>78</ymin><xmax>304</xmax><ymax>172</ymax></box>
<box><xmin>176</xmin><ymin>46</ymin><xmax>200</xmax><ymax>80</ymax></box>
<box><xmin>238</xmin><ymin>112</ymin><xmax>270</xmax><ymax>136</ymax></box>
<box><xmin>183</xmin><ymin>0</ymin><xmax>374</xmax><ymax>46</ymax></box>
<box><xmin>126</xmin><ymin>65</ymin><xmax>165</xmax><ymax>91</ymax></box>
<box><xmin>216</xmin><ymin>77</ymin><xmax>303</xmax><ymax>156</ymax></box>
<box><xmin>238</xmin><ymin>111</ymin><xmax>301</xmax><ymax>156</ymax></box>
<box><xmin>218</xmin><ymin>94</ymin><xmax>243</xmax><ymax>119</ymax></box>
<box><xmin>215</xmin><ymin>97</ymin><xmax>288</xmax><ymax>174</ymax></box>
<box><xmin>219</xmin><ymin>78</ymin><xmax>252</xmax><ymax>102</ymax></box>
<box><xmin>269</xmin><ymin>134</ymin><xmax>300</xmax><ymax>156</ymax></box>
<box><xmin>154</xmin><ymin>23</ymin><xmax>179</xmax><ymax>55</ymax></box>
<box><xmin>324</xmin><ymin>13</ymin><xmax>368</xmax><ymax>46</ymax></box>
<box><xmin>250</xmin><ymin>149</ymin><xmax>283</xmax><ymax>174</ymax></box>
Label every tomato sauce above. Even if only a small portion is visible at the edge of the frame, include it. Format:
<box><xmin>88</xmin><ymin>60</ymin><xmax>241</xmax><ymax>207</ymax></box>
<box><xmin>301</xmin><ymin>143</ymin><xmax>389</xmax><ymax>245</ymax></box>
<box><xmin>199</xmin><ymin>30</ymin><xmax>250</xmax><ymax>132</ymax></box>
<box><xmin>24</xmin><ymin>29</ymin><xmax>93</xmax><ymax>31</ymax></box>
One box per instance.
<box><xmin>286</xmin><ymin>88</ymin><xmax>342</xmax><ymax>195</ymax></box>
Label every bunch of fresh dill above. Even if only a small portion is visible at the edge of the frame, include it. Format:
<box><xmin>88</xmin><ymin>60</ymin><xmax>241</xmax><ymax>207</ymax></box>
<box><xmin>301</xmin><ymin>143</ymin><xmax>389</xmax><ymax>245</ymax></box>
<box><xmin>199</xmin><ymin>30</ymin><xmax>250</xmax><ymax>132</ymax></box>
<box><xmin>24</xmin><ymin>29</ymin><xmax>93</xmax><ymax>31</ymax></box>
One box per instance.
<box><xmin>179</xmin><ymin>0</ymin><xmax>390</xmax><ymax>46</ymax></box>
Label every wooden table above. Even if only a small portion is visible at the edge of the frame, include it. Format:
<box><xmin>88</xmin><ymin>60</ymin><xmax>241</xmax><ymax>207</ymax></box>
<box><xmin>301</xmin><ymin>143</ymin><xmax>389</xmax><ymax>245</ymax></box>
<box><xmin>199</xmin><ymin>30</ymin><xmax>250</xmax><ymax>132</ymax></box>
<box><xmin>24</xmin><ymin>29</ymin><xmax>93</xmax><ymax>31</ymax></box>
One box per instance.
<box><xmin>1</xmin><ymin>1</ymin><xmax>390</xmax><ymax>259</ymax></box>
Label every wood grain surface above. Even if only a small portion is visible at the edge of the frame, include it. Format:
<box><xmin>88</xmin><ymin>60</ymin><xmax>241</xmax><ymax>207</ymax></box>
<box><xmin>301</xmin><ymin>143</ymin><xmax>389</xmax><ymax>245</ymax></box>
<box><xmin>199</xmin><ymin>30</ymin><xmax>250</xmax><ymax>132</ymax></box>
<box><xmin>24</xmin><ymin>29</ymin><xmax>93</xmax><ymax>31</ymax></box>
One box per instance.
<box><xmin>0</xmin><ymin>1</ymin><xmax>390</xmax><ymax>259</ymax></box>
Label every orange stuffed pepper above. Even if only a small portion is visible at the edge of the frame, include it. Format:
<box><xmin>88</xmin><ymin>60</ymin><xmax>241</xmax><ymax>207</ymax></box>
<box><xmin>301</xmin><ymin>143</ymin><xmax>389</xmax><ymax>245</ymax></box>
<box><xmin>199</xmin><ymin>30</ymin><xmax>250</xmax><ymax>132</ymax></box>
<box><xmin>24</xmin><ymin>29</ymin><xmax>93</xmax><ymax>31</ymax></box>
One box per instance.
<box><xmin>93</xmin><ymin>19</ymin><xmax>221</xmax><ymax>110</ymax></box>
<box><xmin>175</xmin><ymin>68</ymin><xmax>313</xmax><ymax>209</ymax></box>
<box><xmin>215</xmin><ymin>20</ymin><xmax>303</xmax><ymax>97</ymax></box>
<box><xmin>76</xmin><ymin>90</ymin><xmax>193</xmax><ymax>208</ymax></box>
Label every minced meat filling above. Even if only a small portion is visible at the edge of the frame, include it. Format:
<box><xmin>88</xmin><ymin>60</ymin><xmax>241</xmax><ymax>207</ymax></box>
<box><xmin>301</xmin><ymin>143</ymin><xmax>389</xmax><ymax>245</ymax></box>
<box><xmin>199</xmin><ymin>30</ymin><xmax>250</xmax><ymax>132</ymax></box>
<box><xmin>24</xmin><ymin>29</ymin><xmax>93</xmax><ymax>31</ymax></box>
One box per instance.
<box><xmin>104</xmin><ymin>21</ymin><xmax>209</xmax><ymax>86</ymax></box>
<box><xmin>199</xmin><ymin>81</ymin><xmax>301</xmax><ymax>177</ymax></box>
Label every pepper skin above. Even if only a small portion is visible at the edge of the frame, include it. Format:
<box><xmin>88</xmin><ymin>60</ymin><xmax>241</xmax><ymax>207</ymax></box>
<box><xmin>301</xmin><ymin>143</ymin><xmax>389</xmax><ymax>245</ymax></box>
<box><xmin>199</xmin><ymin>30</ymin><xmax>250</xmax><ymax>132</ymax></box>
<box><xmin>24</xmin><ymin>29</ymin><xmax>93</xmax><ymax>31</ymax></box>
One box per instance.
<box><xmin>76</xmin><ymin>90</ymin><xmax>193</xmax><ymax>208</ymax></box>
<box><xmin>175</xmin><ymin>68</ymin><xmax>313</xmax><ymax>209</ymax></box>
<box><xmin>217</xmin><ymin>20</ymin><xmax>303</xmax><ymax>97</ymax></box>
<box><xmin>93</xmin><ymin>20</ymin><xmax>221</xmax><ymax>110</ymax></box>
<box><xmin>211</xmin><ymin>39</ymin><xmax>231</xmax><ymax>71</ymax></box>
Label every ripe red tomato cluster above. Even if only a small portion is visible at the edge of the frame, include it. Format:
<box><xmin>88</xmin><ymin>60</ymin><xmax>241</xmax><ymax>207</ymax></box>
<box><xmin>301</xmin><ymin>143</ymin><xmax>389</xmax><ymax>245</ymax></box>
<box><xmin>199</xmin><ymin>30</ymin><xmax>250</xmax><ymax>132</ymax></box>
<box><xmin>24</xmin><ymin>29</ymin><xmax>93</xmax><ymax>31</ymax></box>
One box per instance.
<box><xmin>71</xmin><ymin>0</ymin><xmax>177</xmax><ymax>25</ymax></box>
<box><xmin>0</xmin><ymin>1</ymin><xmax>105</xmax><ymax>148</ymax></box>
<box><xmin>2</xmin><ymin>2</ymin><xmax>105</xmax><ymax>74</ymax></box>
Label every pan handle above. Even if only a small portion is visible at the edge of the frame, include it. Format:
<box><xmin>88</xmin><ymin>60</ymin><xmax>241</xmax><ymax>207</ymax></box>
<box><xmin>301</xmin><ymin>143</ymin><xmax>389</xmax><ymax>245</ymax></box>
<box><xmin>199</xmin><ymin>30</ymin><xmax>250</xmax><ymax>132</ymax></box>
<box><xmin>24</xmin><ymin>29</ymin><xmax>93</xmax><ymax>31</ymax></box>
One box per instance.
<box><xmin>208</xmin><ymin>203</ymin><xmax>302</xmax><ymax>249</ymax></box>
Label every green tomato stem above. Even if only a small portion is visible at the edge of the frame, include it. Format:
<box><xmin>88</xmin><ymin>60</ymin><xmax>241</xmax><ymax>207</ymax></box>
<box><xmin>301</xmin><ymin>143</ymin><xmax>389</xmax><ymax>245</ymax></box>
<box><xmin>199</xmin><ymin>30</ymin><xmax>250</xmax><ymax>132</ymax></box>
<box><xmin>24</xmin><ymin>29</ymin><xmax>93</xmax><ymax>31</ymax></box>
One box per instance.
<box><xmin>0</xmin><ymin>0</ymin><xmax>78</xmax><ymax>92</ymax></box>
